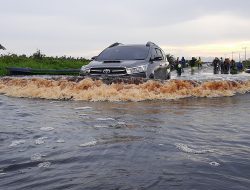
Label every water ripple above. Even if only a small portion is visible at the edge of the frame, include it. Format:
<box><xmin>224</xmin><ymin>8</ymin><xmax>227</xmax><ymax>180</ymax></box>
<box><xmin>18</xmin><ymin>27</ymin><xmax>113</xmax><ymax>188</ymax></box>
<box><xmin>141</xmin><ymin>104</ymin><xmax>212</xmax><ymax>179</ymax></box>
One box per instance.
<box><xmin>9</xmin><ymin>140</ymin><xmax>26</xmax><ymax>147</ymax></box>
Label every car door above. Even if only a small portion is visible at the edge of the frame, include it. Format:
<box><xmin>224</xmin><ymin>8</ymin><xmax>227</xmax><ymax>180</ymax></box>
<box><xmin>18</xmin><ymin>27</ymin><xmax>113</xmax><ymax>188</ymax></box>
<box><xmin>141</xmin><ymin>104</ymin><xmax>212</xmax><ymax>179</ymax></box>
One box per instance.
<box><xmin>151</xmin><ymin>48</ymin><xmax>168</xmax><ymax>79</ymax></box>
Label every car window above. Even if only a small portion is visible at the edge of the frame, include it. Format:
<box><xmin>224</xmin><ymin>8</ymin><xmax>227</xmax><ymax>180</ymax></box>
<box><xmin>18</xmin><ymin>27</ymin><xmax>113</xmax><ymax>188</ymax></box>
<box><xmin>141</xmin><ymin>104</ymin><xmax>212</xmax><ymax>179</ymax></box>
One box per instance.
<box><xmin>160</xmin><ymin>49</ymin><xmax>166</xmax><ymax>60</ymax></box>
<box><xmin>155</xmin><ymin>49</ymin><xmax>164</xmax><ymax>60</ymax></box>
<box><xmin>96</xmin><ymin>46</ymin><xmax>150</xmax><ymax>61</ymax></box>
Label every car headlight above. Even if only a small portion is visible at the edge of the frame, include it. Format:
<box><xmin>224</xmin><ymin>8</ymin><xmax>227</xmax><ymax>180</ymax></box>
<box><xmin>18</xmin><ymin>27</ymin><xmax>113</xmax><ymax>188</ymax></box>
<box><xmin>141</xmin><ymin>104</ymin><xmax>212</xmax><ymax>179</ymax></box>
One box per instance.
<box><xmin>80</xmin><ymin>66</ymin><xmax>90</xmax><ymax>74</ymax></box>
<box><xmin>126</xmin><ymin>65</ymin><xmax>147</xmax><ymax>74</ymax></box>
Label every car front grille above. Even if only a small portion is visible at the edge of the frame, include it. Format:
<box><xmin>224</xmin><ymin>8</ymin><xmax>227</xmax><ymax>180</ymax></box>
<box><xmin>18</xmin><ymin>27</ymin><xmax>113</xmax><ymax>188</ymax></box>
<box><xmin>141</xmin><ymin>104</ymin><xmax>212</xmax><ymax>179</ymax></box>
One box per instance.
<box><xmin>90</xmin><ymin>67</ymin><xmax>127</xmax><ymax>75</ymax></box>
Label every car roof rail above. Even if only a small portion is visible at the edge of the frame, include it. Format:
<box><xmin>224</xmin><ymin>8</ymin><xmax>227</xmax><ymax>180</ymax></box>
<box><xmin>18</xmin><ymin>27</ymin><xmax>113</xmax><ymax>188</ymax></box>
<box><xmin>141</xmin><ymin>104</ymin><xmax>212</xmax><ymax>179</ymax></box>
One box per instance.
<box><xmin>146</xmin><ymin>41</ymin><xmax>156</xmax><ymax>47</ymax></box>
<box><xmin>108</xmin><ymin>42</ymin><xmax>122</xmax><ymax>48</ymax></box>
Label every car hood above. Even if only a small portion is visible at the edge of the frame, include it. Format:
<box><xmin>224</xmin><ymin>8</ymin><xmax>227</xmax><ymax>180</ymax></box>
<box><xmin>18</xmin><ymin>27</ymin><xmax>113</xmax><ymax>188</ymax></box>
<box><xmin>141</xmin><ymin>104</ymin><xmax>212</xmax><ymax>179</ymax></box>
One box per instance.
<box><xmin>85</xmin><ymin>60</ymin><xmax>147</xmax><ymax>68</ymax></box>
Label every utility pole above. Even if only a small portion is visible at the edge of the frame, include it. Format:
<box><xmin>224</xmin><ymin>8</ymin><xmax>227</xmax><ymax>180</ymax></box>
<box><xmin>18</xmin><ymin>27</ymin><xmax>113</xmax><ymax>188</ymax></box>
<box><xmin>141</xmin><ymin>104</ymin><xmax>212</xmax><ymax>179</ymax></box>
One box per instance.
<box><xmin>232</xmin><ymin>52</ymin><xmax>234</xmax><ymax>60</ymax></box>
<box><xmin>239</xmin><ymin>53</ymin><xmax>241</xmax><ymax>62</ymax></box>
<box><xmin>242</xmin><ymin>47</ymin><xmax>247</xmax><ymax>61</ymax></box>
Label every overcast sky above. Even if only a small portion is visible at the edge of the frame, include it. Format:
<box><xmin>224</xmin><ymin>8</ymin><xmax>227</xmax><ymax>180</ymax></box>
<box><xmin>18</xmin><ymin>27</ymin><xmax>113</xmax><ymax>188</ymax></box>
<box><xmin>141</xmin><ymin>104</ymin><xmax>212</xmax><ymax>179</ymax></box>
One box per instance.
<box><xmin>1</xmin><ymin>0</ymin><xmax>250</xmax><ymax>60</ymax></box>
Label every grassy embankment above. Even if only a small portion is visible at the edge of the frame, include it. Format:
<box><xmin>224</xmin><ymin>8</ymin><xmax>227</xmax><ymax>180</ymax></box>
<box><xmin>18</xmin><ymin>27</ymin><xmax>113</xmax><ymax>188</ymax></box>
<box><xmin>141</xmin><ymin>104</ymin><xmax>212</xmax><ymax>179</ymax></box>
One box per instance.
<box><xmin>0</xmin><ymin>52</ymin><xmax>90</xmax><ymax>76</ymax></box>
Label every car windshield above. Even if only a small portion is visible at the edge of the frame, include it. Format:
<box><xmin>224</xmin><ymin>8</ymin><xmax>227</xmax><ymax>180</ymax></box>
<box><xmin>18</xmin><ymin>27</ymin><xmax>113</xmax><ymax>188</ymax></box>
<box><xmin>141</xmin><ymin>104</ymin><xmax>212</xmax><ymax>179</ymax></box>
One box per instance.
<box><xmin>96</xmin><ymin>46</ymin><xmax>149</xmax><ymax>61</ymax></box>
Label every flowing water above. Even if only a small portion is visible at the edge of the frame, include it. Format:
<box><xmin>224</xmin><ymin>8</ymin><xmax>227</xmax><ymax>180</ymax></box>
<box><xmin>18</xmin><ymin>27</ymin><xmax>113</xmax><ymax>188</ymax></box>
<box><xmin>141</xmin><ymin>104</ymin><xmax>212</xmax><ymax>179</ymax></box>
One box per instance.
<box><xmin>1</xmin><ymin>67</ymin><xmax>250</xmax><ymax>189</ymax></box>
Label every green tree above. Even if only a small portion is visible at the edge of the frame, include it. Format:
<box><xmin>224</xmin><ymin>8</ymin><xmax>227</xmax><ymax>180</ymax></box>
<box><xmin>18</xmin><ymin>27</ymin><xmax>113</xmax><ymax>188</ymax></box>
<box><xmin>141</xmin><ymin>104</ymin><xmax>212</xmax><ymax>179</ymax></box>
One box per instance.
<box><xmin>0</xmin><ymin>44</ymin><xmax>6</xmax><ymax>50</ymax></box>
<box><xmin>32</xmin><ymin>49</ymin><xmax>45</xmax><ymax>60</ymax></box>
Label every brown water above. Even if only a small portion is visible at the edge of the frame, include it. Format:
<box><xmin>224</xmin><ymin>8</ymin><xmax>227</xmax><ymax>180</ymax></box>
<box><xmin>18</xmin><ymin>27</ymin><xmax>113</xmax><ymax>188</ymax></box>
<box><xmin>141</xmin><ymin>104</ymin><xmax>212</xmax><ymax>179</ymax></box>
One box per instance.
<box><xmin>0</xmin><ymin>77</ymin><xmax>250</xmax><ymax>101</ymax></box>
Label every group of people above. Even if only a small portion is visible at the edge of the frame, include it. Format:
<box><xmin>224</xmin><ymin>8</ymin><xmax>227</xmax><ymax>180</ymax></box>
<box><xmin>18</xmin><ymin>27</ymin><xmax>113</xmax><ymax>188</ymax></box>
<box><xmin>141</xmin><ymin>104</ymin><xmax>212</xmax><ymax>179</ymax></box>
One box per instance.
<box><xmin>175</xmin><ymin>57</ymin><xmax>186</xmax><ymax>76</ymax></box>
<box><xmin>173</xmin><ymin>56</ymin><xmax>244</xmax><ymax>77</ymax></box>
<box><xmin>174</xmin><ymin>57</ymin><xmax>202</xmax><ymax>77</ymax></box>
<box><xmin>212</xmin><ymin>57</ymin><xmax>244</xmax><ymax>75</ymax></box>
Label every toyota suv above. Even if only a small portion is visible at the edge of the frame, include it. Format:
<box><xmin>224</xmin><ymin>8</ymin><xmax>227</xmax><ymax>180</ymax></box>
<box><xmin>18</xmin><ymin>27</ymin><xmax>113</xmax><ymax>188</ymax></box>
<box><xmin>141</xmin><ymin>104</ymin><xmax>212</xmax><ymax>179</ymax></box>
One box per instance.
<box><xmin>80</xmin><ymin>42</ymin><xmax>171</xmax><ymax>80</ymax></box>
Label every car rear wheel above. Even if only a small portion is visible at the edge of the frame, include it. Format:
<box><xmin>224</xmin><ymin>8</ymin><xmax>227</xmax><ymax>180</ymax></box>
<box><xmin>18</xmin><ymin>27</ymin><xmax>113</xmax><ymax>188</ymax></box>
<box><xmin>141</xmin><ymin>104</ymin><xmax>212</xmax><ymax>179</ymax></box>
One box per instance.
<box><xmin>149</xmin><ymin>73</ymin><xmax>154</xmax><ymax>79</ymax></box>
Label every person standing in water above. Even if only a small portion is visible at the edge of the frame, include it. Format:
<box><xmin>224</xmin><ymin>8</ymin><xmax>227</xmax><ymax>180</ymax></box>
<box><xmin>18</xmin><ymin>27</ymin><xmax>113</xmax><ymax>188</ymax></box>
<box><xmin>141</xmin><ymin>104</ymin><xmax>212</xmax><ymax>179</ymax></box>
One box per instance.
<box><xmin>212</xmin><ymin>57</ymin><xmax>220</xmax><ymax>74</ymax></box>
<box><xmin>189</xmin><ymin>57</ymin><xmax>196</xmax><ymax>75</ymax></box>
<box><xmin>237</xmin><ymin>61</ymin><xmax>243</xmax><ymax>72</ymax></box>
<box><xmin>175</xmin><ymin>57</ymin><xmax>182</xmax><ymax>77</ymax></box>
<box><xmin>224</xmin><ymin>58</ymin><xmax>230</xmax><ymax>74</ymax></box>
<box><xmin>230</xmin><ymin>59</ymin><xmax>237</xmax><ymax>74</ymax></box>
<box><xmin>181</xmin><ymin>57</ymin><xmax>186</xmax><ymax>70</ymax></box>
<box><xmin>220</xmin><ymin>57</ymin><xmax>225</xmax><ymax>74</ymax></box>
<box><xmin>197</xmin><ymin>57</ymin><xmax>202</xmax><ymax>69</ymax></box>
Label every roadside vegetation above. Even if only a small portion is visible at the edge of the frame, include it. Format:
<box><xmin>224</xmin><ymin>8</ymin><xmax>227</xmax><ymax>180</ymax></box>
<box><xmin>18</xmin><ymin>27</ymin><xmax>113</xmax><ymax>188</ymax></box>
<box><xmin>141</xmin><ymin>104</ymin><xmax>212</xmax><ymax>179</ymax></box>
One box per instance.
<box><xmin>243</xmin><ymin>60</ymin><xmax>250</xmax><ymax>68</ymax></box>
<box><xmin>0</xmin><ymin>48</ymin><xmax>249</xmax><ymax>76</ymax></box>
<box><xmin>0</xmin><ymin>50</ymin><xmax>89</xmax><ymax>76</ymax></box>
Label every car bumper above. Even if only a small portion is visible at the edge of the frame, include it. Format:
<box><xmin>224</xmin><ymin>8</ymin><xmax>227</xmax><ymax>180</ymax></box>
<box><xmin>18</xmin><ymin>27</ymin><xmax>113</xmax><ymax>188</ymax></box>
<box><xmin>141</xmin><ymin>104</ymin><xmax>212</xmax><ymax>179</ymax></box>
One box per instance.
<box><xmin>79</xmin><ymin>72</ymin><xmax>147</xmax><ymax>78</ymax></box>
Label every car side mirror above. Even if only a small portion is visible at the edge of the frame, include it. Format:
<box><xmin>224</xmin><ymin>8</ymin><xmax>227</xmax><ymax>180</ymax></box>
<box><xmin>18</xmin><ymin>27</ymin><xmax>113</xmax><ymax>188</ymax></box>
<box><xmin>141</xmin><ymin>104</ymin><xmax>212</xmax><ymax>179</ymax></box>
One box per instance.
<box><xmin>91</xmin><ymin>56</ymin><xmax>97</xmax><ymax>60</ymax></box>
<box><xmin>151</xmin><ymin>56</ymin><xmax>163</xmax><ymax>62</ymax></box>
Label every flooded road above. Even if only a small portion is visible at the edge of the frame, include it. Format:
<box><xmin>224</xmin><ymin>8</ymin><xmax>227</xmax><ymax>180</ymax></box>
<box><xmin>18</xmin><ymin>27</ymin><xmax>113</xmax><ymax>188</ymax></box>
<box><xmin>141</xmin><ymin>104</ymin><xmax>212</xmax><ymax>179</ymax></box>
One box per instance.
<box><xmin>1</xmin><ymin>67</ymin><xmax>250</xmax><ymax>189</ymax></box>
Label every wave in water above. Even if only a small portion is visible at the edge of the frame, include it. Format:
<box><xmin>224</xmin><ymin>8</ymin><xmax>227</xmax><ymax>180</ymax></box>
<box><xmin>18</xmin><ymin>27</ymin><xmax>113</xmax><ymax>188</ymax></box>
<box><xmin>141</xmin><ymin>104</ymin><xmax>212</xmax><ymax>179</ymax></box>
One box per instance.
<box><xmin>175</xmin><ymin>143</ymin><xmax>213</xmax><ymax>154</ymax></box>
<box><xmin>0</xmin><ymin>77</ymin><xmax>250</xmax><ymax>101</ymax></box>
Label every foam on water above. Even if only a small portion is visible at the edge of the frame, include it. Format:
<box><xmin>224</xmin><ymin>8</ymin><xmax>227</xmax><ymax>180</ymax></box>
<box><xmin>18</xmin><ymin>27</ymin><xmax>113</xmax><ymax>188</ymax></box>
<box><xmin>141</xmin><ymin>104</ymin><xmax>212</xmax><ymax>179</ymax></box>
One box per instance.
<box><xmin>9</xmin><ymin>140</ymin><xmax>26</xmax><ymax>147</ymax></box>
<box><xmin>96</xmin><ymin>117</ymin><xmax>115</xmax><ymax>121</ymax></box>
<box><xmin>74</xmin><ymin>106</ymin><xmax>92</xmax><ymax>110</ymax></box>
<box><xmin>78</xmin><ymin>114</ymin><xmax>89</xmax><ymax>116</ymax></box>
<box><xmin>35</xmin><ymin>137</ymin><xmax>48</xmax><ymax>145</ymax></box>
<box><xmin>31</xmin><ymin>153</ymin><xmax>43</xmax><ymax>161</ymax></box>
<box><xmin>49</xmin><ymin>101</ymin><xmax>59</xmax><ymax>104</ymax></box>
<box><xmin>93</xmin><ymin>125</ymin><xmax>109</xmax><ymax>128</ymax></box>
<box><xmin>175</xmin><ymin>143</ymin><xmax>213</xmax><ymax>154</ymax></box>
<box><xmin>209</xmin><ymin>161</ymin><xmax>220</xmax><ymax>167</ymax></box>
<box><xmin>0</xmin><ymin>77</ymin><xmax>250</xmax><ymax>101</ymax></box>
<box><xmin>79</xmin><ymin>140</ymin><xmax>97</xmax><ymax>147</ymax></box>
<box><xmin>117</xmin><ymin>121</ymin><xmax>126</xmax><ymax>125</ymax></box>
<box><xmin>56</xmin><ymin>139</ymin><xmax>65</xmax><ymax>143</ymax></box>
<box><xmin>40</xmin><ymin>127</ymin><xmax>55</xmax><ymax>131</ymax></box>
<box><xmin>38</xmin><ymin>162</ymin><xmax>51</xmax><ymax>168</ymax></box>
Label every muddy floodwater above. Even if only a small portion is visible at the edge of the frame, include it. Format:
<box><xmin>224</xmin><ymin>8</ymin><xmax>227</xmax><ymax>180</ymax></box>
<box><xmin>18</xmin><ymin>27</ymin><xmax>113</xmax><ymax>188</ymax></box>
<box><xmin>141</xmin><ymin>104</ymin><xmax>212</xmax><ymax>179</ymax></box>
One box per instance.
<box><xmin>1</xmin><ymin>67</ymin><xmax>250</xmax><ymax>189</ymax></box>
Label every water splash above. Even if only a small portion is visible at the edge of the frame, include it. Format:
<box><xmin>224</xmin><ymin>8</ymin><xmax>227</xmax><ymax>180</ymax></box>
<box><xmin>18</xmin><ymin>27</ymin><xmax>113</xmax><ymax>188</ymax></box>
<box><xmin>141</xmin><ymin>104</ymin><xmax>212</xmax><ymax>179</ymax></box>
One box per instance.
<box><xmin>175</xmin><ymin>143</ymin><xmax>213</xmax><ymax>154</ymax></box>
<box><xmin>0</xmin><ymin>77</ymin><xmax>250</xmax><ymax>101</ymax></box>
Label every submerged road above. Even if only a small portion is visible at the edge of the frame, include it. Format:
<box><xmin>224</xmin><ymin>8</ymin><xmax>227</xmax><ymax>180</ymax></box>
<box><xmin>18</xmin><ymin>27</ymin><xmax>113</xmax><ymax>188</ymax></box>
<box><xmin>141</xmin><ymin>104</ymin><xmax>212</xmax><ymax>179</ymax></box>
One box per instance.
<box><xmin>0</xmin><ymin>66</ymin><xmax>250</xmax><ymax>189</ymax></box>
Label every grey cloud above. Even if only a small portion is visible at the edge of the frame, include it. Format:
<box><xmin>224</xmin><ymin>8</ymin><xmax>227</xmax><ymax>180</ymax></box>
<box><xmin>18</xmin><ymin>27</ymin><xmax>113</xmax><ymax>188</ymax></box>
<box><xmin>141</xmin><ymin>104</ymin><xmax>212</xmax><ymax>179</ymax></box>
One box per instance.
<box><xmin>1</xmin><ymin>0</ymin><xmax>250</xmax><ymax>56</ymax></box>
<box><xmin>2</xmin><ymin>0</ymin><xmax>250</xmax><ymax>26</ymax></box>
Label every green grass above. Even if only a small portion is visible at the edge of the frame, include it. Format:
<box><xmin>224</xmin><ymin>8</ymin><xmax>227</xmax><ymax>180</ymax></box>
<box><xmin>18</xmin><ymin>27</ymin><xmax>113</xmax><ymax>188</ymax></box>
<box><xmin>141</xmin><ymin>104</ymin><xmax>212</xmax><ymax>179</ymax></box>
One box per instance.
<box><xmin>0</xmin><ymin>53</ymin><xmax>90</xmax><ymax>76</ymax></box>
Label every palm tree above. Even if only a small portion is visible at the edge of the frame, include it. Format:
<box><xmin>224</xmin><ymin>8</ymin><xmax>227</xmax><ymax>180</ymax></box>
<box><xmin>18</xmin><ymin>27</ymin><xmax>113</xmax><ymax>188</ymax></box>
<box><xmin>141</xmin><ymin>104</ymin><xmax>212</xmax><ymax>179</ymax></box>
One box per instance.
<box><xmin>0</xmin><ymin>44</ymin><xmax>6</xmax><ymax>50</ymax></box>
